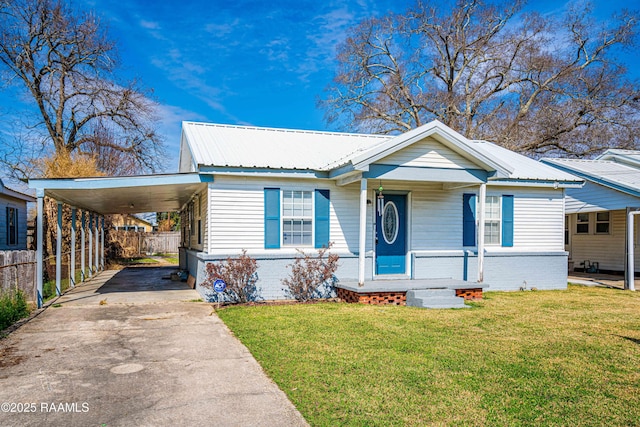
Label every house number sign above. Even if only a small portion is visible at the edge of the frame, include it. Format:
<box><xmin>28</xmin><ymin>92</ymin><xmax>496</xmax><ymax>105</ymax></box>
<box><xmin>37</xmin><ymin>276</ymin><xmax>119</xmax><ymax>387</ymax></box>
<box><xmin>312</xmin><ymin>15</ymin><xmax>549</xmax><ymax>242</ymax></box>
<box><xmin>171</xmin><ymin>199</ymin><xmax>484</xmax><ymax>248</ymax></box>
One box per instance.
<box><xmin>213</xmin><ymin>279</ymin><xmax>227</xmax><ymax>293</ymax></box>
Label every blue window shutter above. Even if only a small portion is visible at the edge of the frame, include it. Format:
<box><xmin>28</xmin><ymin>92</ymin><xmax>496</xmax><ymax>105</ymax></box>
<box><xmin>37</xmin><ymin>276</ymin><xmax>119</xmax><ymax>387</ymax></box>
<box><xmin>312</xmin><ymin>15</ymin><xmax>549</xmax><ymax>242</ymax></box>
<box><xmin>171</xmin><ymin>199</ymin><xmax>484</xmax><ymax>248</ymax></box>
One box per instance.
<box><xmin>502</xmin><ymin>195</ymin><xmax>514</xmax><ymax>247</ymax></box>
<box><xmin>314</xmin><ymin>189</ymin><xmax>330</xmax><ymax>248</ymax></box>
<box><xmin>264</xmin><ymin>188</ymin><xmax>280</xmax><ymax>249</ymax></box>
<box><xmin>463</xmin><ymin>193</ymin><xmax>476</xmax><ymax>247</ymax></box>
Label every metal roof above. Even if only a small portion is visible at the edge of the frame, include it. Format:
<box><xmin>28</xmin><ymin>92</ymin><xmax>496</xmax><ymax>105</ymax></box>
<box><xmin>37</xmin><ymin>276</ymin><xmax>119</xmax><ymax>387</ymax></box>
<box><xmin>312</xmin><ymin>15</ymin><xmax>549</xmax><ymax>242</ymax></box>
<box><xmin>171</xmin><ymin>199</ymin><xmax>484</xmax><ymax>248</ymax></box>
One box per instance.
<box><xmin>181</xmin><ymin>120</ymin><xmax>583</xmax><ymax>184</ymax></box>
<box><xmin>542</xmin><ymin>157</ymin><xmax>640</xmax><ymax>196</ymax></box>
<box><xmin>29</xmin><ymin>173</ymin><xmax>212</xmax><ymax>214</ymax></box>
<box><xmin>181</xmin><ymin>121</ymin><xmax>389</xmax><ymax>171</ymax></box>
<box><xmin>473</xmin><ymin>142</ymin><xmax>582</xmax><ymax>182</ymax></box>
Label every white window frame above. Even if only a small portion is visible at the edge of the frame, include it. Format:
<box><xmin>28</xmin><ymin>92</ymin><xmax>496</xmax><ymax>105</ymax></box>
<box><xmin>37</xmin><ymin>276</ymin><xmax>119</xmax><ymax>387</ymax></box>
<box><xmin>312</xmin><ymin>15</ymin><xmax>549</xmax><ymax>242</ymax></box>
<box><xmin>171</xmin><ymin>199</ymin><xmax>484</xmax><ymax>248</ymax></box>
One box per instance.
<box><xmin>576</xmin><ymin>212</ymin><xmax>589</xmax><ymax>234</ymax></box>
<box><xmin>281</xmin><ymin>190</ymin><xmax>314</xmax><ymax>247</ymax></box>
<box><xmin>484</xmin><ymin>195</ymin><xmax>501</xmax><ymax>246</ymax></box>
<box><xmin>595</xmin><ymin>211</ymin><xmax>610</xmax><ymax>234</ymax></box>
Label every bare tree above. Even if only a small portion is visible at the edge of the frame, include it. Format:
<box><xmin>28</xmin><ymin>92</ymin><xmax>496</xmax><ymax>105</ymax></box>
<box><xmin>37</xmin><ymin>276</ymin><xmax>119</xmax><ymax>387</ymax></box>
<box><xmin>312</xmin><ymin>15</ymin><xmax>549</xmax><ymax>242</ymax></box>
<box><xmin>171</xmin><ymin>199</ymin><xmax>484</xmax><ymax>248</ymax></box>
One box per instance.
<box><xmin>0</xmin><ymin>0</ymin><xmax>165</xmax><ymax>176</ymax></box>
<box><xmin>322</xmin><ymin>0</ymin><xmax>640</xmax><ymax>157</ymax></box>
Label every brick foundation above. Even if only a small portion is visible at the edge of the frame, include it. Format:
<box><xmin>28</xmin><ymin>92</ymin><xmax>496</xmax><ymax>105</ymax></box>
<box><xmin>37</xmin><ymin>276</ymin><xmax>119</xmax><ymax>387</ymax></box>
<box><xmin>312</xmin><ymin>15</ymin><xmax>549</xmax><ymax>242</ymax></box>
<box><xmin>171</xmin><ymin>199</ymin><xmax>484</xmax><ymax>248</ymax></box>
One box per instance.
<box><xmin>337</xmin><ymin>287</ymin><xmax>483</xmax><ymax>305</ymax></box>
<box><xmin>336</xmin><ymin>288</ymin><xmax>406</xmax><ymax>305</ymax></box>
<box><xmin>455</xmin><ymin>288</ymin><xmax>483</xmax><ymax>301</ymax></box>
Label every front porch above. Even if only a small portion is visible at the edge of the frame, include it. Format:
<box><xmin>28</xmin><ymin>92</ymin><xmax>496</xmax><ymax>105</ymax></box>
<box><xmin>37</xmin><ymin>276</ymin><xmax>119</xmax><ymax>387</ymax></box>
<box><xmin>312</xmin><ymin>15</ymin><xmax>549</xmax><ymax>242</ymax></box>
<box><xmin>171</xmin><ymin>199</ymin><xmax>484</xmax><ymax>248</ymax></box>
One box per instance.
<box><xmin>336</xmin><ymin>278</ymin><xmax>488</xmax><ymax>305</ymax></box>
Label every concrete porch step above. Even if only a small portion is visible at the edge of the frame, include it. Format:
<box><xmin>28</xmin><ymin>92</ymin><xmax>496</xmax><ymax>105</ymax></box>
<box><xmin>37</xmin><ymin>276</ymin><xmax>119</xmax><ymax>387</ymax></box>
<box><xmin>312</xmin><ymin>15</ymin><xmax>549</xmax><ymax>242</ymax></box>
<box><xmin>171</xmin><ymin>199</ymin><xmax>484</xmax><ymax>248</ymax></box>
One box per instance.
<box><xmin>406</xmin><ymin>289</ymin><xmax>469</xmax><ymax>309</ymax></box>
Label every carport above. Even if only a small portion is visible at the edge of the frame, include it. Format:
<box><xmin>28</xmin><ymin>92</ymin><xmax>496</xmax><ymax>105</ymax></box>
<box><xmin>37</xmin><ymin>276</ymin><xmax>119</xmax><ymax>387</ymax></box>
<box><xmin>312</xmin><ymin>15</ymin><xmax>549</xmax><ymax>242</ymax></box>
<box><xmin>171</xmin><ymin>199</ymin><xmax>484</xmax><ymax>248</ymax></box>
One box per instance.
<box><xmin>29</xmin><ymin>173</ymin><xmax>212</xmax><ymax>307</ymax></box>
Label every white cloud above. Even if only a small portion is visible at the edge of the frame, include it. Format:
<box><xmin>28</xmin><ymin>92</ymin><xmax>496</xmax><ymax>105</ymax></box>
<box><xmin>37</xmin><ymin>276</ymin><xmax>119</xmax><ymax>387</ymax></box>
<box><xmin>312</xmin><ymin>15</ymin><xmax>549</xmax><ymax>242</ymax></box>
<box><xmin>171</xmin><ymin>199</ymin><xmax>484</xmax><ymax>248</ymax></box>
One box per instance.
<box><xmin>140</xmin><ymin>20</ymin><xmax>161</xmax><ymax>30</ymax></box>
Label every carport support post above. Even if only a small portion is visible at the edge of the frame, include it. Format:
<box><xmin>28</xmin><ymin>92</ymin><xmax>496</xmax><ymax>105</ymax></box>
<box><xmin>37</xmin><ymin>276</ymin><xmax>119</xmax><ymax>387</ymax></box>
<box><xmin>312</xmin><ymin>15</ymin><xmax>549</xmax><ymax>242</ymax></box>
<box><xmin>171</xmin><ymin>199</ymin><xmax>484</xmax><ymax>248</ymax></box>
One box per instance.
<box><xmin>101</xmin><ymin>216</ymin><xmax>105</xmax><ymax>270</ymax></box>
<box><xmin>70</xmin><ymin>208</ymin><xmax>76</xmax><ymax>287</ymax></box>
<box><xmin>36</xmin><ymin>190</ymin><xmax>44</xmax><ymax>308</ymax></box>
<box><xmin>626</xmin><ymin>208</ymin><xmax>640</xmax><ymax>291</ymax></box>
<box><xmin>477</xmin><ymin>183</ymin><xmax>486</xmax><ymax>283</ymax></box>
<box><xmin>81</xmin><ymin>211</ymin><xmax>85</xmax><ymax>281</ymax></box>
<box><xmin>358</xmin><ymin>178</ymin><xmax>367</xmax><ymax>286</ymax></box>
<box><xmin>94</xmin><ymin>215</ymin><xmax>99</xmax><ymax>272</ymax></box>
<box><xmin>88</xmin><ymin>213</ymin><xmax>93</xmax><ymax>278</ymax></box>
<box><xmin>56</xmin><ymin>201</ymin><xmax>62</xmax><ymax>296</ymax></box>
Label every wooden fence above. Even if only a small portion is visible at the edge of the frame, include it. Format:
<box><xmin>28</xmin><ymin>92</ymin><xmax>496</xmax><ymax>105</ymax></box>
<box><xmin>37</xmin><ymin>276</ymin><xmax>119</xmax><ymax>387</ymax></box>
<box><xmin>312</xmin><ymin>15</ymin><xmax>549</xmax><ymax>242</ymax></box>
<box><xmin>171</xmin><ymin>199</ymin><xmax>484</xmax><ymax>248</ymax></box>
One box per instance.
<box><xmin>0</xmin><ymin>250</ymin><xmax>36</xmax><ymax>302</ymax></box>
<box><xmin>108</xmin><ymin>231</ymin><xmax>180</xmax><ymax>258</ymax></box>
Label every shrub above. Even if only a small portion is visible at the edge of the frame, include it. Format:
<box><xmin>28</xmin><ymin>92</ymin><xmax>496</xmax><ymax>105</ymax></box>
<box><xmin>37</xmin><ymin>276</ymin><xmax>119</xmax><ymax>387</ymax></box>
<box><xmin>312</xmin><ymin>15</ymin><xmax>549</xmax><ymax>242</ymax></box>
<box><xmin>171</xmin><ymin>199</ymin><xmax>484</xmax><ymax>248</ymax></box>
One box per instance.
<box><xmin>282</xmin><ymin>244</ymin><xmax>339</xmax><ymax>301</ymax></box>
<box><xmin>0</xmin><ymin>289</ymin><xmax>30</xmax><ymax>331</ymax></box>
<box><xmin>202</xmin><ymin>250</ymin><xmax>260</xmax><ymax>303</ymax></box>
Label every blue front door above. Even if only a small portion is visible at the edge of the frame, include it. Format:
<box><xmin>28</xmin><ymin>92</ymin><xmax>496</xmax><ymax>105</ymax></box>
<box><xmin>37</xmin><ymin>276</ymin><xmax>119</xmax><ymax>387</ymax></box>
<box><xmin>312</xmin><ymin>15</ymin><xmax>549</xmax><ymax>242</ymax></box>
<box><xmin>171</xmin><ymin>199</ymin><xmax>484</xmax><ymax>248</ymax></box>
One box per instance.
<box><xmin>375</xmin><ymin>194</ymin><xmax>406</xmax><ymax>275</ymax></box>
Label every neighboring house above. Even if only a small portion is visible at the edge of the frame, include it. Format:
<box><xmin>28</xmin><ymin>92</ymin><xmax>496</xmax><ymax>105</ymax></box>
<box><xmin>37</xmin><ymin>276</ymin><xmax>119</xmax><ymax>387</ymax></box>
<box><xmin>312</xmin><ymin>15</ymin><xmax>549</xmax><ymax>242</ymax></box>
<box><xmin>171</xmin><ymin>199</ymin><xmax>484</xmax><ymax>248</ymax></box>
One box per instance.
<box><xmin>178</xmin><ymin>120</ymin><xmax>582</xmax><ymax>300</ymax></box>
<box><xmin>0</xmin><ymin>179</ymin><xmax>36</xmax><ymax>250</ymax></box>
<box><xmin>110</xmin><ymin>213</ymin><xmax>155</xmax><ymax>232</ymax></box>
<box><xmin>543</xmin><ymin>150</ymin><xmax>640</xmax><ymax>276</ymax></box>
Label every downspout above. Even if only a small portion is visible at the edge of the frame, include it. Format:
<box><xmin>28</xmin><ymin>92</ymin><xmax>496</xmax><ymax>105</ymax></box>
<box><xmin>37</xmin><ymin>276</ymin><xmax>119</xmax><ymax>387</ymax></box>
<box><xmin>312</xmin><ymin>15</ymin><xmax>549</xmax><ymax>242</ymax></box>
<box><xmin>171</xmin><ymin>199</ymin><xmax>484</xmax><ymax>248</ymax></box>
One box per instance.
<box><xmin>477</xmin><ymin>183</ymin><xmax>486</xmax><ymax>283</ymax></box>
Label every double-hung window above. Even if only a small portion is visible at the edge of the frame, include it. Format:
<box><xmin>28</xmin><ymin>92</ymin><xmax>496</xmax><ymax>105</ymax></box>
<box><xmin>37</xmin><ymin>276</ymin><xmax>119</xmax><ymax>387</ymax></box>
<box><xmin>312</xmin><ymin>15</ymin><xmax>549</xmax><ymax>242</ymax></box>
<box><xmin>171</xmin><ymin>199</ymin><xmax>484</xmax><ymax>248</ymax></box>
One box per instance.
<box><xmin>576</xmin><ymin>213</ymin><xmax>589</xmax><ymax>234</ymax></box>
<box><xmin>595</xmin><ymin>212</ymin><xmax>610</xmax><ymax>234</ymax></box>
<box><xmin>6</xmin><ymin>207</ymin><xmax>17</xmax><ymax>246</ymax></box>
<box><xmin>282</xmin><ymin>190</ymin><xmax>313</xmax><ymax>246</ymax></box>
<box><xmin>484</xmin><ymin>195</ymin><xmax>501</xmax><ymax>245</ymax></box>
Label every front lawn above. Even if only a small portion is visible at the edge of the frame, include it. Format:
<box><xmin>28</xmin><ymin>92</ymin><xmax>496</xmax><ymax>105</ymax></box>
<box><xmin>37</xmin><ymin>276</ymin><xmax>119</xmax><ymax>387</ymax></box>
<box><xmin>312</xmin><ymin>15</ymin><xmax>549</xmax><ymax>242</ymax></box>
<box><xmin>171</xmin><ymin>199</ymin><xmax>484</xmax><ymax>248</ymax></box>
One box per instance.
<box><xmin>218</xmin><ymin>285</ymin><xmax>640</xmax><ymax>426</ymax></box>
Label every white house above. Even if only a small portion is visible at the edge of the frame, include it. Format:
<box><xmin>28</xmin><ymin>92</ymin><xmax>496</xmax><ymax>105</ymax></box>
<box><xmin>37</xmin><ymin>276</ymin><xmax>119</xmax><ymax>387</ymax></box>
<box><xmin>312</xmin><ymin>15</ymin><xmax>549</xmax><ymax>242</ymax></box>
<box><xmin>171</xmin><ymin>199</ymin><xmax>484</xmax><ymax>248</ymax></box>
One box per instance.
<box><xmin>177</xmin><ymin>120</ymin><xmax>582</xmax><ymax>301</ymax></box>
<box><xmin>543</xmin><ymin>150</ymin><xmax>640</xmax><ymax>289</ymax></box>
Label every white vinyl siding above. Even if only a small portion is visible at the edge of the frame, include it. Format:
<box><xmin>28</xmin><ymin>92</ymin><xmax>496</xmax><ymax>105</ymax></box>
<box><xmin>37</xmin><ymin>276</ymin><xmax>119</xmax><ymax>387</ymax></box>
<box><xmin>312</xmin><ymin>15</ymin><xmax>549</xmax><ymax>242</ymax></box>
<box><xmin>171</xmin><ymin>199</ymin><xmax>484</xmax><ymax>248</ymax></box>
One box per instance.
<box><xmin>378</xmin><ymin>136</ymin><xmax>479</xmax><ymax>169</ymax></box>
<box><xmin>205</xmin><ymin>176</ymin><xmax>564</xmax><ymax>254</ymax></box>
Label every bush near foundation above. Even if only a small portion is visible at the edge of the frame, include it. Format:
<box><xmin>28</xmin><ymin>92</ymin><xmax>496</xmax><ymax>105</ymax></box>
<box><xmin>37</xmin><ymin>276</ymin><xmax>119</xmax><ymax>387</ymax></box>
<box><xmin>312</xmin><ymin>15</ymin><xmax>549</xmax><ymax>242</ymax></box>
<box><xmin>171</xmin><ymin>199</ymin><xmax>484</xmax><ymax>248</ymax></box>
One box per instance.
<box><xmin>282</xmin><ymin>244</ymin><xmax>339</xmax><ymax>301</ymax></box>
<box><xmin>0</xmin><ymin>289</ymin><xmax>30</xmax><ymax>331</ymax></box>
<box><xmin>202</xmin><ymin>250</ymin><xmax>260</xmax><ymax>303</ymax></box>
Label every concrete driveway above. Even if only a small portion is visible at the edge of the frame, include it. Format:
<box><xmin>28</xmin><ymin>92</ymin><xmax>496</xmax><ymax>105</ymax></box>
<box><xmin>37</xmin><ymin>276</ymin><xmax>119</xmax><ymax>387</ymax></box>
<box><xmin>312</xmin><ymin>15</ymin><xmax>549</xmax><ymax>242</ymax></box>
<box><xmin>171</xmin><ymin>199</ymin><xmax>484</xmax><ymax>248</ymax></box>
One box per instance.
<box><xmin>0</xmin><ymin>266</ymin><xmax>307</xmax><ymax>427</ymax></box>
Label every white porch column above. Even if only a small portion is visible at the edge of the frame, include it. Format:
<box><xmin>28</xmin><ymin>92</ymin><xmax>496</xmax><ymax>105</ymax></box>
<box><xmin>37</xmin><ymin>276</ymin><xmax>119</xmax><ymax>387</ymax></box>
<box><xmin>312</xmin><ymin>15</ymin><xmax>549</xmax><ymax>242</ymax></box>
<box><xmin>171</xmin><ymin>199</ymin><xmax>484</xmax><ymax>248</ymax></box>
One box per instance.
<box><xmin>477</xmin><ymin>183</ymin><xmax>486</xmax><ymax>283</ymax></box>
<box><xmin>94</xmin><ymin>214</ymin><xmax>99</xmax><ymax>272</ymax></box>
<box><xmin>358</xmin><ymin>178</ymin><xmax>368</xmax><ymax>286</ymax></box>
<box><xmin>36</xmin><ymin>191</ymin><xmax>44</xmax><ymax>308</ymax></box>
<box><xmin>626</xmin><ymin>209</ymin><xmax>639</xmax><ymax>291</ymax></box>
<box><xmin>101</xmin><ymin>216</ymin><xmax>105</xmax><ymax>270</ymax></box>
<box><xmin>81</xmin><ymin>211</ymin><xmax>86</xmax><ymax>281</ymax></box>
<box><xmin>88</xmin><ymin>213</ymin><xmax>93</xmax><ymax>278</ymax></box>
<box><xmin>56</xmin><ymin>201</ymin><xmax>62</xmax><ymax>296</ymax></box>
<box><xmin>70</xmin><ymin>207</ymin><xmax>76</xmax><ymax>288</ymax></box>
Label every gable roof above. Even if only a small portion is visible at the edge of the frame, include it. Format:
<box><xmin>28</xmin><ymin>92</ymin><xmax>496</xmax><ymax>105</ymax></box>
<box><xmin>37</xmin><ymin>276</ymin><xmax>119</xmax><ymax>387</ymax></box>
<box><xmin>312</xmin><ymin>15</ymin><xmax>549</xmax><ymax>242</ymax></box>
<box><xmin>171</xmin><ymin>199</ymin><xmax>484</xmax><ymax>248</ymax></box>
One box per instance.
<box><xmin>542</xmin><ymin>156</ymin><xmax>640</xmax><ymax>198</ymax></box>
<box><xmin>0</xmin><ymin>179</ymin><xmax>36</xmax><ymax>202</ymax></box>
<box><xmin>180</xmin><ymin>120</ymin><xmax>582</xmax><ymax>185</ymax></box>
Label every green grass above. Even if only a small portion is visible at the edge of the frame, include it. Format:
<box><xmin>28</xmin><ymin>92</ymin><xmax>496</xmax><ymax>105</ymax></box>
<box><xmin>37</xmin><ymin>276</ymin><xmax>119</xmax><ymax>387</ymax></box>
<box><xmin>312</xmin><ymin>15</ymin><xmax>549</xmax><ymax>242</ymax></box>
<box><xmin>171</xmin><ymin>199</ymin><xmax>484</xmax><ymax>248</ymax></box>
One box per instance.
<box><xmin>43</xmin><ymin>270</ymin><xmax>84</xmax><ymax>301</ymax></box>
<box><xmin>0</xmin><ymin>289</ymin><xmax>30</xmax><ymax>330</ymax></box>
<box><xmin>217</xmin><ymin>285</ymin><xmax>640</xmax><ymax>426</ymax></box>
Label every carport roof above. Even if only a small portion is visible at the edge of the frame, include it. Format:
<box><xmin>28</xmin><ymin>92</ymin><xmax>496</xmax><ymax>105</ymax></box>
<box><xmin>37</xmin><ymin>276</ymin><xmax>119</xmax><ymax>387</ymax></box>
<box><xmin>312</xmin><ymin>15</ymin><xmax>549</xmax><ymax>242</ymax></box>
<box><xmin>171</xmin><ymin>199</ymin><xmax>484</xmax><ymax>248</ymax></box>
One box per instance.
<box><xmin>29</xmin><ymin>173</ymin><xmax>212</xmax><ymax>214</ymax></box>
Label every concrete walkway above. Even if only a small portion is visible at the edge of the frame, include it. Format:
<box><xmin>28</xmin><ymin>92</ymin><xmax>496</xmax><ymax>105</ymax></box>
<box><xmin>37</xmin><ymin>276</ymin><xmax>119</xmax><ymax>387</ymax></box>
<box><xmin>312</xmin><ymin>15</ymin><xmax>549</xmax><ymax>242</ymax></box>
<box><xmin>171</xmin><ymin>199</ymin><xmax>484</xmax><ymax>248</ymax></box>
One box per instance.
<box><xmin>0</xmin><ymin>267</ymin><xmax>307</xmax><ymax>427</ymax></box>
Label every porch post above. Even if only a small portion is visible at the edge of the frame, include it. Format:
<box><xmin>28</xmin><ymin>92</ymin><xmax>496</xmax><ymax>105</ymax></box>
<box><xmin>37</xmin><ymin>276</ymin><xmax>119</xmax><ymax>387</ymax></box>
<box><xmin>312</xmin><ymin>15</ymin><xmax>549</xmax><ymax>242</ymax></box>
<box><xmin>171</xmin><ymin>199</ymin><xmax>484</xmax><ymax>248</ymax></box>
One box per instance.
<box><xmin>477</xmin><ymin>183</ymin><xmax>486</xmax><ymax>283</ymax></box>
<box><xmin>88</xmin><ymin>213</ymin><xmax>93</xmax><ymax>278</ymax></box>
<box><xmin>626</xmin><ymin>209</ymin><xmax>639</xmax><ymax>291</ymax></box>
<box><xmin>81</xmin><ymin>211</ymin><xmax>86</xmax><ymax>281</ymax></box>
<box><xmin>94</xmin><ymin>214</ymin><xmax>99</xmax><ymax>272</ymax></box>
<box><xmin>358</xmin><ymin>178</ymin><xmax>368</xmax><ymax>286</ymax></box>
<box><xmin>101</xmin><ymin>216</ymin><xmax>105</xmax><ymax>270</ymax></box>
<box><xmin>70</xmin><ymin>207</ymin><xmax>76</xmax><ymax>288</ymax></box>
<box><xmin>36</xmin><ymin>190</ymin><xmax>44</xmax><ymax>308</ymax></box>
<box><xmin>56</xmin><ymin>201</ymin><xmax>62</xmax><ymax>296</ymax></box>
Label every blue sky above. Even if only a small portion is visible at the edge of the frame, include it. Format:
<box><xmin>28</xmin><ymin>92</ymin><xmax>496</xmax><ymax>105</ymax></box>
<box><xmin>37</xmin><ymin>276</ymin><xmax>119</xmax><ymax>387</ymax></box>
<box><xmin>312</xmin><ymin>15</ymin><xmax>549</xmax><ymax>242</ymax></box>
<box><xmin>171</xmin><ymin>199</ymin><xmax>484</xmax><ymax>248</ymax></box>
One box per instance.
<box><xmin>2</xmin><ymin>0</ymin><xmax>638</xmax><ymax>172</ymax></box>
